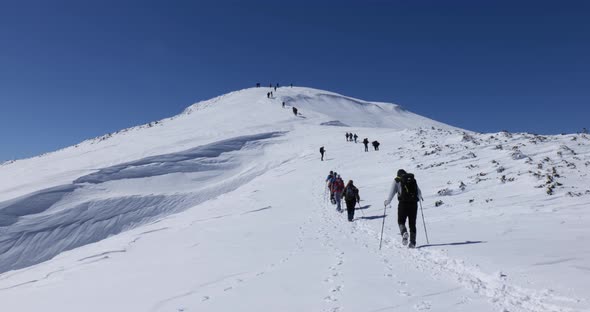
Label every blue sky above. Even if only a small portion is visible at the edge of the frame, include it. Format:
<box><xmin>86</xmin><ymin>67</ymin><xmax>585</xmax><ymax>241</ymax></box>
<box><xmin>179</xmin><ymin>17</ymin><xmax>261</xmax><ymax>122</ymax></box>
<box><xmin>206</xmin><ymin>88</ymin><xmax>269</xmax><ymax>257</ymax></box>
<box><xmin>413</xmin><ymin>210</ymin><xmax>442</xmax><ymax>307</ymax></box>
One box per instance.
<box><xmin>1</xmin><ymin>0</ymin><xmax>589</xmax><ymax>160</ymax></box>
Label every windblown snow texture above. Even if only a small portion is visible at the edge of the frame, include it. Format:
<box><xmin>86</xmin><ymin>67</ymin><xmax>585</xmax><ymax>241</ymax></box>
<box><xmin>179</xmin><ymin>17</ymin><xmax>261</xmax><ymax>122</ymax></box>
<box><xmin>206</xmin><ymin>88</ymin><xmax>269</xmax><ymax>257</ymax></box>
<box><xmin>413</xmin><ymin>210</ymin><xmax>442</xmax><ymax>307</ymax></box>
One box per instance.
<box><xmin>0</xmin><ymin>132</ymin><xmax>283</xmax><ymax>273</ymax></box>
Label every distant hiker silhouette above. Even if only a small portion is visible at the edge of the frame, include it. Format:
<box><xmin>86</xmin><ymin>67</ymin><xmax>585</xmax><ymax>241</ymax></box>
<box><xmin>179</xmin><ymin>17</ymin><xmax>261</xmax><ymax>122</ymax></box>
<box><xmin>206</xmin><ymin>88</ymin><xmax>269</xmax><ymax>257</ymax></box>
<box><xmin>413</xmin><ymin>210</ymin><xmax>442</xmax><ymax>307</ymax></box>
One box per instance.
<box><xmin>292</xmin><ymin>107</ymin><xmax>298</xmax><ymax>116</ymax></box>
<box><xmin>267</xmin><ymin>92</ymin><xmax>270</xmax><ymax>98</ymax></box>
<box><xmin>363</xmin><ymin>138</ymin><xmax>369</xmax><ymax>152</ymax></box>
<box><xmin>353</xmin><ymin>134</ymin><xmax>358</xmax><ymax>143</ymax></box>
<box><xmin>320</xmin><ymin>146</ymin><xmax>325</xmax><ymax>161</ymax></box>
<box><xmin>345</xmin><ymin>133</ymin><xmax>350</xmax><ymax>142</ymax></box>
<box><xmin>256</xmin><ymin>83</ymin><xmax>260</xmax><ymax>88</ymax></box>
<box><xmin>372</xmin><ymin>140</ymin><xmax>380</xmax><ymax>151</ymax></box>
<box><xmin>282</xmin><ymin>101</ymin><xmax>285</xmax><ymax>108</ymax></box>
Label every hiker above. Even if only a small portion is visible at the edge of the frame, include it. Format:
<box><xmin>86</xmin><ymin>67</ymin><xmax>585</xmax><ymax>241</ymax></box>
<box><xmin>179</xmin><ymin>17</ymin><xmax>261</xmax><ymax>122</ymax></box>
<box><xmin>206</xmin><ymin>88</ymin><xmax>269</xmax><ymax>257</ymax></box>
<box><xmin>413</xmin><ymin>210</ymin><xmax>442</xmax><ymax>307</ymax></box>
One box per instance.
<box><xmin>384</xmin><ymin>169</ymin><xmax>423</xmax><ymax>248</ymax></box>
<box><xmin>353</xmin><ymin>134</ymin><xmax>358</xmax><ymax>143</ymax></box>
<box><xmin>331</xmin><ymin>174</ymin><xmax>345</xmax><ymax>212</ymax></box>
<box><xmin>292</xmin><ymin>107</ymin><xmax>298</xmax><ymax>116</ymax></box>
<box><xmin>270</xmin><ymin>91</ymin><xmax>273</xmax><ymax>97</ymax></box>
<box><xmin>274</xmin><ymin>86</ymin><xmax>277</xmax><ymax>91</ymax></box>
<box><xmin>282</xmin><ymin>101</ymin><xmax>285</xmax><ymax>108</ymax></box>
<box><xmin>267</xmin><ymin>92</ymin><xmax>270</xmax><ymax>99</ymax></box>
<box><xmin>343</xmin><ymin>180</ymin><xmax>360</xmax><ymax>222</ymax></box>
<box><xmin>320</xmin><ymin>146</ymin><xmax>325</xmax><ymax>161</ymax></box>
<box><xmin>326</xmin><ymin>171</ymin><xmax>336</xmax><ymax>204</ymax></box>
<box><xmin>256</xmin><ymin>83</ymin><xmax>260</xmax><ymax>88</ymax></box>
<box><xmin>345</xmin><ymin>133</ymin><xmax>350</xmax><ymax>142</ymax></box>
<box><xmin>363</xmin><ymin>138</ymin><xmax>369</xmax><ymax>152</ymax></box>
<box><xmin>372</xmin><ymin>140</ymin><xmax>380</xmax><ymax>151</ymax></box>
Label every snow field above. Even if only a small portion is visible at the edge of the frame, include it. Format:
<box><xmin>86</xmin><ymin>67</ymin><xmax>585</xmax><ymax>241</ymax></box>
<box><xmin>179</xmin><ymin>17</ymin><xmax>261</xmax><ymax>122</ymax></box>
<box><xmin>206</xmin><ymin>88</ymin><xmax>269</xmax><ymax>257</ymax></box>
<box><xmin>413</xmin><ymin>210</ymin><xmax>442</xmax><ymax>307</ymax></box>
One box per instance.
<box><xmin>0</xmin><ymin>86</ymin><xmax>588</xmax><ymax>311</ymax></box>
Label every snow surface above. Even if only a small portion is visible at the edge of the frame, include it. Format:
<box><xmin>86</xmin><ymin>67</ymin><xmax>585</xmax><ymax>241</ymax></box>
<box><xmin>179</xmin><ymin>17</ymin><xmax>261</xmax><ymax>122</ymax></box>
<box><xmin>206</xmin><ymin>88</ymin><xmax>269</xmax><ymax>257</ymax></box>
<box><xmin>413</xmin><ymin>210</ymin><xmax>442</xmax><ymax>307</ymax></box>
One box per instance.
<box><xmin>0</xmin><ymin>86</ymin><xmax>589</xmax><ymax>311</ymax></box>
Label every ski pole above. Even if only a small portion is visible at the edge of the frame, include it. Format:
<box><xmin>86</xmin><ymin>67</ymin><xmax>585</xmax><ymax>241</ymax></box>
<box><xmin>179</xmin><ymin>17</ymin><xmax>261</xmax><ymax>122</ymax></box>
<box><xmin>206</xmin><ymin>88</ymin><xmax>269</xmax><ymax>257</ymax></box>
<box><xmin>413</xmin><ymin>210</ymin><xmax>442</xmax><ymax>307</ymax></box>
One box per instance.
<box><xmin>379</xmin><ymin>203</ymin><xmax>388</xmax><ymax>250</ymax></box>
<box><xmin>419</xmin><ymin>201</ymin><xmax>430</xmax><ymax>245</ymax></box>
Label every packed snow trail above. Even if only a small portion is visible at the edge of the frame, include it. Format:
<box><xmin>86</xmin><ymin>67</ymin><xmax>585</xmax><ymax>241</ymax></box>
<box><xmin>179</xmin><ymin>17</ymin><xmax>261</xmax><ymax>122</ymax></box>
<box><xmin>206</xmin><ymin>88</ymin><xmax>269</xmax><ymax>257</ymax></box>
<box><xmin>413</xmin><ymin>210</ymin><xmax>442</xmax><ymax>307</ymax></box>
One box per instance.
<box><xmin>0</xmin><ymin>87</ymin><xmax>588</xmax><ymax>311</ymax></box>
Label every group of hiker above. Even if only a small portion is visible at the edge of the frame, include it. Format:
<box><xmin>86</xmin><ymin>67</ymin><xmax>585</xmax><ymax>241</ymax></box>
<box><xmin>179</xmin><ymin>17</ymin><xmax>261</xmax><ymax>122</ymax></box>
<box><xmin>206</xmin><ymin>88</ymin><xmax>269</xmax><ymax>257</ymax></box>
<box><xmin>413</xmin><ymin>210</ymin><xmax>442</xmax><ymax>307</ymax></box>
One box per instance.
<box><xmin>343</xmin><ymin>133</ymin><xmax>380</xmax><ymax>152</ymax></box>
<box><xmin>345</xmin><ymin>132</ymin><xmax>358</xmax><ymax>143</ymax></box>
<box><xmin>258</xmin><ymin>83</ymin><xmax>426</xmax><ymax>248</ymax></box>
<box><xmin>264</xmin><ymin>83</ymin><xmax>299</xmax><ymax>116</ymax></box>
<box><xmin>323</xmin><ymin>133</ymin><xmax>422</xmax><ymax>248</ymax></box>
<box><xmin>325</xmin><ymin>168</ymin><xmax>423</xmax><ymax>248</ymax></box>
<box><xmin>325</xmin><ymin>171</ymin><xmax>360</xmax><ymax>222</ymax></box>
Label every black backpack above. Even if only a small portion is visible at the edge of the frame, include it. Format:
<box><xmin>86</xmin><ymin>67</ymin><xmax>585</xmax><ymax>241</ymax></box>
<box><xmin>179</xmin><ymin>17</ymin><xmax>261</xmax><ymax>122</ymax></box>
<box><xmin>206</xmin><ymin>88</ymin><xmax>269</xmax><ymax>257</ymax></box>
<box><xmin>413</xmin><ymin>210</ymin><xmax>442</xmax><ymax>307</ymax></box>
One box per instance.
<box><xmin>399</xmin><ymin>173</ymin><xmax>418</xmax><ymax>202</ymax></box>
<box><xmin>344</xmin><ymin>185</ymin><xmax>358</xmax><ymax>202</ymax></box>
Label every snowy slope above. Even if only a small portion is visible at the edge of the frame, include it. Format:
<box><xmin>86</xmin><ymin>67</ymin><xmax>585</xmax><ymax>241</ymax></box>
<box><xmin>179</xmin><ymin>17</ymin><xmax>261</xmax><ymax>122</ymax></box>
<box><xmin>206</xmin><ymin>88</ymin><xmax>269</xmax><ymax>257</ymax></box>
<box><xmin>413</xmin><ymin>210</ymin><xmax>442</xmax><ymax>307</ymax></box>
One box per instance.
<box><xmin>0</xmin><ymin>86</ymin><xmax>588</xmax><ymax>312</ymax></box>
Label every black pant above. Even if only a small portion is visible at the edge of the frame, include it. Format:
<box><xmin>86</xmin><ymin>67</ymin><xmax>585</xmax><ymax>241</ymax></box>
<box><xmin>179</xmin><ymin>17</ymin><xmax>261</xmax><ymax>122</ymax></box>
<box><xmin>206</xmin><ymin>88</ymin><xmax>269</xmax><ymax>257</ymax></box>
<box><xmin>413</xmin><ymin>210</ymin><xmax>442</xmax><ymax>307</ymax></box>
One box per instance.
<box><xmin>346</xmin><ymin>200</ymin><xmax>356</xmax><ymax>221</ymax></box>
<box><xmin>364</xmin><ymin>144</ymin><xmax>368</xmax><ymax>152</ymax></box>
<box><xmin>398</xmin><ymin>201</ymin><xmax>418</xmax><ymax>234</ymax></box>
<box><xmin>320</xmin><ymin>152</ymin><xmax>324</xmax><ymax>161</ymax></box>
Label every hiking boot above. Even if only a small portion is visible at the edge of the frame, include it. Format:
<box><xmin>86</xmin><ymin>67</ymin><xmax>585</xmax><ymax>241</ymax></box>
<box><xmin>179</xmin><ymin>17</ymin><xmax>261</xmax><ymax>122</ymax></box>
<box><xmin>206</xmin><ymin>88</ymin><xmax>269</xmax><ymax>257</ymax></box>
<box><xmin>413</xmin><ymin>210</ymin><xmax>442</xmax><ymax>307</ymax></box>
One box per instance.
<box><xmin>409</xmin><ymin>232</ymin><xmax>416</xmax><ymax>248</ymax></box>
<box><xmin>402</xmin><ymin>232</ymin><xmax>409</xmax><ymax>246</ymax></box>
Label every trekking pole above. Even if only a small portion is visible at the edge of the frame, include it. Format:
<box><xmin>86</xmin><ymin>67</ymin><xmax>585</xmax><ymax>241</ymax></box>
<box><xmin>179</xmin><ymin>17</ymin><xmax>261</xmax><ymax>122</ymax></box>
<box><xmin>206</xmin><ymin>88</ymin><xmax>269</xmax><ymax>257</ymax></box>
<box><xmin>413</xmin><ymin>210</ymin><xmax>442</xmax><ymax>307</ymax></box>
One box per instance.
<box><xmin>379</xmin><ymin>203</ymin><xmax>388</xmax><ymax>250</ymax></box>
<box><xmin>357</xmin><ymin>201</ymin><xmax>365</xmax><ymax>217</ymax></box>
<box><xmin>419</xmin><ymin>201</ymin><xmax>430</xmax><ymax>245</ymax></box>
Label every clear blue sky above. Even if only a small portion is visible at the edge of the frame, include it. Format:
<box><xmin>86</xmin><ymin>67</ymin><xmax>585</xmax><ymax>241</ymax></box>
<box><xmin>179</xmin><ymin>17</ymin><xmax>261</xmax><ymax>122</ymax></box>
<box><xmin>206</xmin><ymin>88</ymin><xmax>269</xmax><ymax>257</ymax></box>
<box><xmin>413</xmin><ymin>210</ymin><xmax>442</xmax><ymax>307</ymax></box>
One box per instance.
<box><xmin>1</xmin><ymin>0</ymin><xmax>589</xmax><ymax>161</ymax></box>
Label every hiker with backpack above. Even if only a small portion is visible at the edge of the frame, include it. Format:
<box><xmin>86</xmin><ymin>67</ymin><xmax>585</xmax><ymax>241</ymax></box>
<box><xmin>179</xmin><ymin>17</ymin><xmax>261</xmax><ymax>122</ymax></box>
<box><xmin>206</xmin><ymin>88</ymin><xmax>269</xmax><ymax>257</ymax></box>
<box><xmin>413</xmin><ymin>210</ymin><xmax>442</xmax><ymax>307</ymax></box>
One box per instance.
<box><xmin>363</xmin><ymin>138</ymin><xmax>369</xmax><ymax>152</ymax></box>
<box><xmin>343</xmin><ymin>180</ymin><xmax>360</xmax><ymax>222</ymax></box>
<box><xmin>345</xmin><ymin>133</ymin><xmax>350</xmax><ymax>141</ymax></box>
<box><xmin>372</xmin><ymin>140</ymin><xmax>380</xmax><ymax>151</ymax></box>
<box><xmin>331</xmin><ymin>174</ymin><xmax>345</xmax><ymax>212</ymax></box>
<box><xmin>292</xmin><ymin>107</ymin><xmax>298</xmax><ymax>116</ymax></box>
<box><xmin>319</xmin><ymin>146</ymin><xmax>325</xmax><ymax>161</ymax></box>
<box><xmin>353</xmin><ymin>133</ymin><xmax>358</xmax><ymax>143</ymax></box>
<box><xmin>326</xmin><ymin>171</ymin><xmax>336</xmax><ymax>204</ymax></box>
<box><xmin>384</xmin><ymin>169</ymin><xmax>423</xmax><ymax>248</ymax></box>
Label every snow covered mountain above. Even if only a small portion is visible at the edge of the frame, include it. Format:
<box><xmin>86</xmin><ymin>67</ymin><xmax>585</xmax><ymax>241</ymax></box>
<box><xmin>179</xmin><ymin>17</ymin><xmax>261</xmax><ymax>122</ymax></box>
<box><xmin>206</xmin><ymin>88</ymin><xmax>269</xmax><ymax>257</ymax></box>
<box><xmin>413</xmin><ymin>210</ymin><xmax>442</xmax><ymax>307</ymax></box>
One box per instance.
<box><xmin>0</xmin><ymin>86</ymin><xmax>588</xmax><ymax>312</ymax></box>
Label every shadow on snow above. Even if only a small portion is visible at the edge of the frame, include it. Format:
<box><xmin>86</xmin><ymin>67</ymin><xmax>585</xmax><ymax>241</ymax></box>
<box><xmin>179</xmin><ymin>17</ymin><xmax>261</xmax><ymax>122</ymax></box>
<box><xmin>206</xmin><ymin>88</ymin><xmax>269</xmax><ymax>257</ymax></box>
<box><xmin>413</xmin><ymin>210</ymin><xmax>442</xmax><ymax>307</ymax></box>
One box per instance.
<box><xmin>417</xmin><ymin>240</ymin><xmax>486</xmax><ymax>249</ymax></box>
